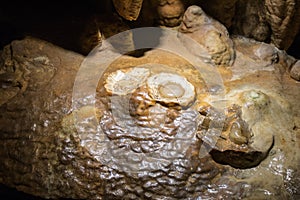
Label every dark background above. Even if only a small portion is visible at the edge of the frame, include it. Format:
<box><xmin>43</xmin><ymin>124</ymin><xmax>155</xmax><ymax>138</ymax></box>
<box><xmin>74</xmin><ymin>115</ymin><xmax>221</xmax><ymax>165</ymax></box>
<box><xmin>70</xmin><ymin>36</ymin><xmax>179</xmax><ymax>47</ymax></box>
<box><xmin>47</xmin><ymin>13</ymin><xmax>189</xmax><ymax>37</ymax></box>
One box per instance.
<box><xmin>0</xmin><ymin>184</ymin><xmax>45</xmax><ymax>200</ymax></box>
<box><xmin>0</xmin><ymin>0</ymin><xmax>112</xmax><ymax>54</ymax></box>
<box><xmin>289</xmin><ymin>32</ymin><xmax>300</xmax><ymax>59</ymax></box>
<box><xmin>0</xmin><ymin>0</ymin><xmax>299</xmax><ymax>199</ymax></box>
<box><xmin>0</xmin><ymin>0</ymin><xmax>299</xmax><ymax>58</ymax></box>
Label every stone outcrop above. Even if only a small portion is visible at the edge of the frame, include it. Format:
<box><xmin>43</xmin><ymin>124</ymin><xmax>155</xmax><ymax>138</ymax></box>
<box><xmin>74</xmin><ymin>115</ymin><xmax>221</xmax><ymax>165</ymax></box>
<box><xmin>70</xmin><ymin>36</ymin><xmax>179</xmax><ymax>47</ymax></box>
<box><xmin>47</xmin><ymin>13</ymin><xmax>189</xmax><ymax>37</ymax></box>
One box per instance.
<box><xmin>0</xmin><ymin>9</ymin><xmax>299</xmax><ymax>198</ymax></box>
<box><xmin>111</xmin><ymin>0</ymin><xmax>300</xmax><ymax>50</ymax></box>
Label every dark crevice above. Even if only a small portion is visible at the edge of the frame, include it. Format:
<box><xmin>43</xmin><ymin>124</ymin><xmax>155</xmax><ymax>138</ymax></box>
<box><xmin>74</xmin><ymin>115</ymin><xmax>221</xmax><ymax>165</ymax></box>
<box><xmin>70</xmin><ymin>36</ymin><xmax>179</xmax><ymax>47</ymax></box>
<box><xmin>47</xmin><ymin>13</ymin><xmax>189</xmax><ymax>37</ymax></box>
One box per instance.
<box><xmin>287</xmin><ymin>32</ymin><xmax>300</xmax><ymax>59</ymax></box>
<box><xmin>0</xmin><ymin>184</ymin><xmax>51</xmax><ymax>200</ymax></box>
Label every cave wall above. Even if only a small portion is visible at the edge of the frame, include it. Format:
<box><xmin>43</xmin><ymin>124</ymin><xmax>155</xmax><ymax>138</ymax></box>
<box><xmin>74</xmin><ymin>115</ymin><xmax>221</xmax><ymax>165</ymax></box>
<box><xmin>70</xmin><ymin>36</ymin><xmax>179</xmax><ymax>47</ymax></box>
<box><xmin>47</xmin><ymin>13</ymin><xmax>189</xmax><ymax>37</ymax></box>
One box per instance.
<box><xmin>0</xmin><ymin>0</ymin><xmax>300</xmax><ymax>57</ymax></box>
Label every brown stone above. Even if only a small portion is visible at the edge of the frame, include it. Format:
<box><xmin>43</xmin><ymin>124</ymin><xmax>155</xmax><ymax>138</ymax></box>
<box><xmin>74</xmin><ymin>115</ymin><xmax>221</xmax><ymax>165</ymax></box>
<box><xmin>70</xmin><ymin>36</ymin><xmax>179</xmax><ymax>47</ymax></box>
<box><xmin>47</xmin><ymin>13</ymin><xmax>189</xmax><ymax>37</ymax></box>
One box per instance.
<box><xmin>112</xmin><ymin>0</ymin><xmax>143</xmax><ymax>20</ymax></box>
<box><xmin>290</xmin><ymin>60</ymin><xmax>300</xmax><ymax>81</ymax></box>
<box><xmin>0</xmin><ymin>28</ymin><xmax>299</xmax><ymax>199</ymax></box>
<box><xmin>179</xmin><ymin>5</ymin><xmax>235</xmax><ymax>67</ymax></box>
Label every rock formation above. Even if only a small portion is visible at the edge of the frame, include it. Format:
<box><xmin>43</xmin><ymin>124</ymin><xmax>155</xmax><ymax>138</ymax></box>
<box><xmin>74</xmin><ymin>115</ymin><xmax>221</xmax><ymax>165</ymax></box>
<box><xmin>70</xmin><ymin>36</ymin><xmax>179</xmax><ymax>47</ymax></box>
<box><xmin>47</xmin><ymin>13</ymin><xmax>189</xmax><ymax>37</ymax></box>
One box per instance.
<box><xmin>0</xmin><ymin>3</ymin><xmax>299</xmax><ymax>199</ymax></box>
<box><xmin>111</xmin><ymin>0</ymin><xmax>300</xmax><ymax>50</ymax></box>
<box><xmin>0</xmin><ymin>29</ymin><xmax>299</xmax><ymax>199</ymax></box>
<box><xmin>178</xmin><ymin>5</ymin><xmax>235</xmax><ymax>67</ymax></box>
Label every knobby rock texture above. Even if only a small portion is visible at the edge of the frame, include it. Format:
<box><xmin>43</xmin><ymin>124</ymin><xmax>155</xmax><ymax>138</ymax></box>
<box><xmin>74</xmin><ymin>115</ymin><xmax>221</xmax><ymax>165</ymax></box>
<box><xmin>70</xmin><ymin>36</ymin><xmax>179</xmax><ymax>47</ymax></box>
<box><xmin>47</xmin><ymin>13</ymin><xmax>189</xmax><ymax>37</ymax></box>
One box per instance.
<box><xmin>0</xmin><ymin>32</ymin><xmax>299</xmax><ymax>199</ymax></box>
<box><xmin>112</xmin><ymin>0</ymin><xmax>300</xmax><ymax>50</ymax></box>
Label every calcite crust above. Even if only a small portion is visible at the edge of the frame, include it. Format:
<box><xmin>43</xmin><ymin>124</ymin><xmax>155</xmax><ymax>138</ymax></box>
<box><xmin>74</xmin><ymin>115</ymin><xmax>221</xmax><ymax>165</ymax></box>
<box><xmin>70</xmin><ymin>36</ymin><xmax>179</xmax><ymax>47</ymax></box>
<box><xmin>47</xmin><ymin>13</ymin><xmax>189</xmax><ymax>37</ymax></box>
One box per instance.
<box><xmin>0</xmin><ymin>4</ymin><xmax>299</xmax><ymax>199</ymax></box>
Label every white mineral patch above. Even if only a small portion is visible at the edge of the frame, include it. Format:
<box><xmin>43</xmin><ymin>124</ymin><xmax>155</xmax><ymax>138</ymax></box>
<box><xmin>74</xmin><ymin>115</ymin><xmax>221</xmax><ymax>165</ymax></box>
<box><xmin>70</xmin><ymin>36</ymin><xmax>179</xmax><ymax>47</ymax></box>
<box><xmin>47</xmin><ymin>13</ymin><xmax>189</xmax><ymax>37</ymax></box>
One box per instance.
<box><xmin>104</xmin><ymin>67</ymin><xmax>150</xmax><ymax>95</ymax></box>
<box><xmin>146</xmin><ymin>73</ymin><xmax>195</xmax><ymax>107</ymax></box>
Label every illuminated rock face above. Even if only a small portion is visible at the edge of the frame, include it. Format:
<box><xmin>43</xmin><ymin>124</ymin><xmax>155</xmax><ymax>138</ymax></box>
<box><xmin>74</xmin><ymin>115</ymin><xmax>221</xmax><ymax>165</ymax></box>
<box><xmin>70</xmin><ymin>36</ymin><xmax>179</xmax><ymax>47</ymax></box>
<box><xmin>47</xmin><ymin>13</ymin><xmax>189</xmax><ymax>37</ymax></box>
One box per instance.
<box><xmin>0</xmin><ymin>13</ymin><xmax>299</xmax><ymax>200</ymax></box>
<box><xmin>178</xmin><ymin>5</ymin><xmax>236</xmax><ymax>67</ymax></box>
<box><xmin>156</xmin><ymin>0</ymin><xmax>186</xmax><ymax>27</ymax></box>
<box><xmin>146</xmin><ymin>72</ymin><xmax>195</xmax><ymax>107</ymax></box>
<box><xmin>100</xmin><ymin>65</ymin><xmax>275</xmax><ymax>170</ymax></box>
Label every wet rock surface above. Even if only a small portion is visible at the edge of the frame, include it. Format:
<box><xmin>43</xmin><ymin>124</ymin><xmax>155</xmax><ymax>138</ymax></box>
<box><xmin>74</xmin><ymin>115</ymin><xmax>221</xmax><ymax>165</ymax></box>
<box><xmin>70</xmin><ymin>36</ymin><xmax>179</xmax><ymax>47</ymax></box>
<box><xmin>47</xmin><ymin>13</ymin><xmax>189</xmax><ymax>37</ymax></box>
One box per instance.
<box><xmin>0</xmin><ymin>34</ymin><xmax>299</xmax><ymax>199</ymax></box>
<box><xmin>0</xmin><ymin>9</ymin><xmax>300</xmax><ymax>199</ymax></box>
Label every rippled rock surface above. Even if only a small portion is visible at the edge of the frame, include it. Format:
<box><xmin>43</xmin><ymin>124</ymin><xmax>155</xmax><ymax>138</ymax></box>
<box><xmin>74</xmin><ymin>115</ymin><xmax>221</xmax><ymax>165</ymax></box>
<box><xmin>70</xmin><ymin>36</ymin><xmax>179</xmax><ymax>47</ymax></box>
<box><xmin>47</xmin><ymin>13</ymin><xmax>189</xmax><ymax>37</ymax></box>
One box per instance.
<box><xmin>0</xmin><ymin>31</ymin><xmax>299</xmax><ymax>200</ymax></box>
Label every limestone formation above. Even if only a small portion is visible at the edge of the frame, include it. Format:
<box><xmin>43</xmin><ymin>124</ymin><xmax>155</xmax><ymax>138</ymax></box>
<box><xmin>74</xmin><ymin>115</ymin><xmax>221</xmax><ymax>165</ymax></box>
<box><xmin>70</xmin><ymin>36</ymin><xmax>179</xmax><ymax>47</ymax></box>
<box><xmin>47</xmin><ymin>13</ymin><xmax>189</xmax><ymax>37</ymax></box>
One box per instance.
<box><xmin>264</xmin><ymin>0</ymin><xmax>300</xmax><ymax>50</ymax></box>
<box><xmin>111</xmin><ymin>0</ymin><xmax>300</xmax><ymax>50</ymax></box>
<box><xmin>0</xmin><ymin>30</ymin><xmax>299</xmax><ymax>199</ymax></box>
<box><xmin>232</xmin><ymin>0</ymin><xmax>270</xmax><ymax>42</ymax></box>
<box><xmin>195</xmin><ymin>0</ymin><xmax>238</xmax><ymax>28</ymax></box>
<box><xmin>78</xmin><ymin>14</ymin><xmax>132</xmax><ymax>55</ymax></box>
<box><xmin>156</xmin><ymin>0</ymin><xmax>186</xmax><ymax>27</ymax></box>
<box><xmin>104</xmin><ymin>67</ymin><xmax>151</xmax><ymax>95</ymax></box>
<box><xmin>0</xmin><ymin>1</ymin><xmax>299</xmax><ymax>199</ymax></box>
<box><xmin>290</xmin><ymin>60</ymin><xmax>300</xmax><ymax>81</ymax></box>
<box><xmin>112</xmin><ymin>0</ymin><xmax>143</xmax><ymax>20</ymax></box>
<box><xmin>178</xmin><ymin>5</ymin><xmax>235</xmax><ymax>67</ymax></box>
<box><xmin>201</xmin><ymin>91</ymin><xmax>275</xmax><ymax>169</ymax></box>
<box><xmin>146</xmin><ymin>72</ymin><xmax>195</xmax><ymax>107</ymax></box>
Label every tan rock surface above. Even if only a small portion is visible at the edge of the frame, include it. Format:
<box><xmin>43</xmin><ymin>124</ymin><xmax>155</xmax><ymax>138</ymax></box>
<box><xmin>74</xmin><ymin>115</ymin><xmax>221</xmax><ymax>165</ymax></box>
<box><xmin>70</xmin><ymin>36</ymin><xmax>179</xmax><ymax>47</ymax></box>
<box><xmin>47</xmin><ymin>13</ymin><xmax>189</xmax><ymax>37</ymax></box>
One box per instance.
<box><xmin>0</xmin><ymin>31</ymin><xmax>299</xmax><ymax>200</ymax></box>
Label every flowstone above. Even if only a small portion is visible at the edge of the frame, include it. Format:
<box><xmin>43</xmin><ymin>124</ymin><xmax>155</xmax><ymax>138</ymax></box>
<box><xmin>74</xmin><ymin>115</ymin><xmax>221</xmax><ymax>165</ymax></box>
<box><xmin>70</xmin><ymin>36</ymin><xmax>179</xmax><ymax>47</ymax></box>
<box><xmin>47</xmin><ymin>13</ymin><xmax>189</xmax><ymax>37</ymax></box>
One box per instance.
<box><xmin>0</xmin><ymin>9</ymin><xmax>299</xmax><ymax>199</ymax></box>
